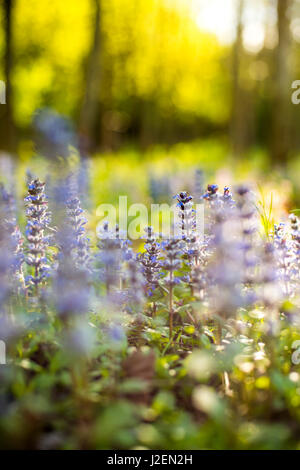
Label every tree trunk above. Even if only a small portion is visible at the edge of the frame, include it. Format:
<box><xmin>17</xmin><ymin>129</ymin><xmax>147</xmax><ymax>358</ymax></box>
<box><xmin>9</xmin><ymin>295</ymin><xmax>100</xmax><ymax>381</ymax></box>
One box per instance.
<box><xmin>231</xmin><ymin>0</ymin><xmax>249</xmax><ymax>158</ymax></box>
<box><xmin>271</xmin><ymin>0</ymin><xmax>291</xmax><ymax>166</ymax></box>
<box><xmin>78</xmin><ymin>0</ymin><xmax>101</xmax><ymax>154</ymax></box>
<box><xmin>0</xmin><ymin>0</ymin><xmax>16</xmax><ymax>153</ymax></box>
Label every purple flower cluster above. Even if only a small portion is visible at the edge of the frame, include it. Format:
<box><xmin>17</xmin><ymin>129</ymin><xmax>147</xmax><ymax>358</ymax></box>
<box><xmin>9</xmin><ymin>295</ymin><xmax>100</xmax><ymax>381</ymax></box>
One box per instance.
<box><xmin>0</xmin><ymin>184</ymin><xmax>25</xmax><ymax>291</ymax></box>
<box><xmin>24</xmin><ymin>179</ymin><xmax>51</xmax><ymax>294</ymax></box>
<box><xmin>138</xmin><ymin>226</ymin><xmax>161</xmax><ymax>296</ymax></box>
<box><xmin>0</xmin><ymin>171</ymin><xmax>299</xmax><ymax>348</ymax></box>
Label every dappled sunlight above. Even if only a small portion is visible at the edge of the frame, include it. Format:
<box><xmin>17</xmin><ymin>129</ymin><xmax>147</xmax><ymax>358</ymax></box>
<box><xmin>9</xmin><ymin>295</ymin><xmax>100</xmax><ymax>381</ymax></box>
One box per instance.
<box><xmin>0</xmin><ymin>0</ymin><xmax>300</xmax><ymax>453</ymax></box>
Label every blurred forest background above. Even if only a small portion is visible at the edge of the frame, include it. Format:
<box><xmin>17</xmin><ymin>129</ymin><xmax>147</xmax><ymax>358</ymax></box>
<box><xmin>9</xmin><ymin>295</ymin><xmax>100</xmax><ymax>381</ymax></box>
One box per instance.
<box><xmin>0</xmin><ymin>0</ymin><xmax>300</xmax><ymax>199</ymax></box>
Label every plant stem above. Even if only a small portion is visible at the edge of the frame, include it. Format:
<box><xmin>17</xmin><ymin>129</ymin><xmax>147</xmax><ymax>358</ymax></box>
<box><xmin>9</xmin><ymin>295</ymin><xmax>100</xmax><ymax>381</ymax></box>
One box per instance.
<box><xmin>169</xmin><ymin>271</ymin><xmax>173</xmax><ymax>339</ymax></box>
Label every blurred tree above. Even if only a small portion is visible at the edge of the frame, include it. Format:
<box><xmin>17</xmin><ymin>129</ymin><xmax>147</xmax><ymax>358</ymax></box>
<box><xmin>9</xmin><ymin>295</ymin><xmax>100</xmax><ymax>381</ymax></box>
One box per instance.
<box><xmin>230</xmin><ymin>0</ymin><xmax>246</xmax><ymax>157</ymax></box>
<box><xmin>270</xmin><ymin>0</ymin><xmax>292</xmax><ymax>166</ymax></box>
<box><xmin>0</xmin><ymin>0</ymin><xmax>16</xmax><ymax>153</ymax></box>
<box><xmin>0</xmin><ymin>0</ymin><xmax>240</xmax><ymax>153</ymax></box>
<box><xmin>79</xmin><ymin>0</ymin><xmax>102</xmax><ymax>154</ymax></box>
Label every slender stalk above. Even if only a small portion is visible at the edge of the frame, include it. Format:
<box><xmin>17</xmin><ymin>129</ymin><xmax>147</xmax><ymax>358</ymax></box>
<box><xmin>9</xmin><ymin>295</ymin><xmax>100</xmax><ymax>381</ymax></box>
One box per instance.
<box><xmin>169</xmin><ymin>270</ymin><xmax>173</xmax><ymax>339</ymax></box>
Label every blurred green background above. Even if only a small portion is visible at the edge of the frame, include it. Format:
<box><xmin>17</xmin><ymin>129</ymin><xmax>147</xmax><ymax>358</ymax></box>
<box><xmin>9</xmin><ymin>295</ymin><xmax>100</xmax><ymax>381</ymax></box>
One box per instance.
<box><xmin>0</xmin><ymin>0</ymin><xmax>300</xmax><ymax>205</ymax></box>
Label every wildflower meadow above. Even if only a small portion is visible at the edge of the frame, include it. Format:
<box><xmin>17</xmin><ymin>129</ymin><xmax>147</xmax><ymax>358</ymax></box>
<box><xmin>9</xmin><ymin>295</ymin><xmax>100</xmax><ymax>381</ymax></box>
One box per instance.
<box><xmin>0</xmin><ymin>160</ymin><xmax>299</xmax><ymax>450</ymax></box>
<box><xmin>1</xmin><ymin>0</ymin><xmax>300</xmax><ymax>455</ymax></box>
